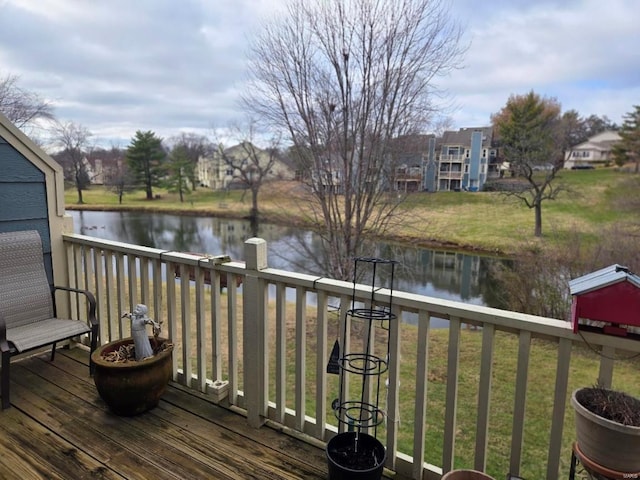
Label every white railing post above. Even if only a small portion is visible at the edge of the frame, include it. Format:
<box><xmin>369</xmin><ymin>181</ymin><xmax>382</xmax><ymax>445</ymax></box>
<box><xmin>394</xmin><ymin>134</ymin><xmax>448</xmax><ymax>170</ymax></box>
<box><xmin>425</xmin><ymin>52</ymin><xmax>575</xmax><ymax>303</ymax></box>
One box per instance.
<box><xmin>243</xmin><ymin>238</ymin><xmax>269</xmax><ymax>428</ymax></box>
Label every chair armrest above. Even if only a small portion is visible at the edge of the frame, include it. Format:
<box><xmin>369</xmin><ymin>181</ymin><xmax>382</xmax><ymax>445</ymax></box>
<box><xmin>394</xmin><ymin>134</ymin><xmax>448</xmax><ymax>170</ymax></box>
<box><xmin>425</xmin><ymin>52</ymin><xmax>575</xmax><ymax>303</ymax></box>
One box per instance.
<box><xmin>53</xmin><ymin>286</ymin><xmax>98</xmax><ymax>328</ymax></box>
<box><xmin>0</xmin><ymin>313</ymin><xmax>9</xmax><ymax>353</ymax></box>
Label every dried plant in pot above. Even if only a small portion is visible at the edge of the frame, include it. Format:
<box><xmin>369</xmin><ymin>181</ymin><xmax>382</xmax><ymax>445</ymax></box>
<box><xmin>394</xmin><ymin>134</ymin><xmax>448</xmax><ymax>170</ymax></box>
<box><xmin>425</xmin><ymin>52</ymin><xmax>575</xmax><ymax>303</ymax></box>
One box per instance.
<box><xmin>571</xmin><ymin>385</ymin><xmax>640</xmax><ymax>472</ymax></box>
<box><xmin>91</xmin><ymin>304</ymin><xmax>173</xmax><ymax>416</ymax></box>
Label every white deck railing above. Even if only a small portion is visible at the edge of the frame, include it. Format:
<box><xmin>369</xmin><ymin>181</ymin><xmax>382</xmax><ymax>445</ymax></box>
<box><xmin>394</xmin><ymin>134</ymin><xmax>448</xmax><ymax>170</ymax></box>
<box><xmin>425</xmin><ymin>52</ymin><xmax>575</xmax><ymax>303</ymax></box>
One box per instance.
<box><xmin>62</xmin><ymin>233</ymin><xmax>640</xmax><ymax>480</ymax></box>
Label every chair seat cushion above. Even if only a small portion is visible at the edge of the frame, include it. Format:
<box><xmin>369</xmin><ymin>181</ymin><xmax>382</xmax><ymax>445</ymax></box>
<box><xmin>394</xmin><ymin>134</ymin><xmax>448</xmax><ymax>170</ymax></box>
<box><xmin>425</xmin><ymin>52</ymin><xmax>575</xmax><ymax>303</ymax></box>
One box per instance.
<box><xmin>7</xmin><ymin>318</ymin><xmax>91</xmax><ymax>352</ymax></box>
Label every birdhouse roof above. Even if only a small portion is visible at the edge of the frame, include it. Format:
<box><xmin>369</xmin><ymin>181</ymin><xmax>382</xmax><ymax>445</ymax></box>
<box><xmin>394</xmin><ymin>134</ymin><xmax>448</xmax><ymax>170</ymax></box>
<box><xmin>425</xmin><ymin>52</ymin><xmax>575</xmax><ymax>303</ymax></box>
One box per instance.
<box><xmin>569</xmin><ymin>264</ymin><xmax>640</xmax><ymax>296</ymax></box>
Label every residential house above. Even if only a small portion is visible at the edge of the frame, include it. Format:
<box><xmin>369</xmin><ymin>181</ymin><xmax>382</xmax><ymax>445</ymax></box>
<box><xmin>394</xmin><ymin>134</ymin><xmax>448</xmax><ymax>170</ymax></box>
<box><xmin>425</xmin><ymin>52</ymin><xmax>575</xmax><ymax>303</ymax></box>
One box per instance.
<box><xmin>197</xmin><ymin>142</ymin><xmax>293</xmax><ymax>190</ymax></box>
<box><xmin>564</xmin><ymin>130</ymin><xmax>621</xmax><ymax>169</ymax></box>
<box><xmin>53</xmin><ymin>148</ymin><xmax>125</xmax><ymax>186</ymax></box>
<box><xmin>197</xmin><ymin>149</ymin><xmax>232</xmax><ymax>190</ymax></box>
<box><xmin>85</xmin><ymin>149</ymin><xmax>127</xmax><ymax>185</ymax></box>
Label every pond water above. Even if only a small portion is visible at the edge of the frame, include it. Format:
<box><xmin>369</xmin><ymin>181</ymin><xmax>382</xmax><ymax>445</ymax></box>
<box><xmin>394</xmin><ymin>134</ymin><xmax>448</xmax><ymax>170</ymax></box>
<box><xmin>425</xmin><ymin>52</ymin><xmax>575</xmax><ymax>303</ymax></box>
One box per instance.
<box><xmin>69</xmin><ymin>210</ymin><xmax>510</xmax><ymax>313</ymax></box>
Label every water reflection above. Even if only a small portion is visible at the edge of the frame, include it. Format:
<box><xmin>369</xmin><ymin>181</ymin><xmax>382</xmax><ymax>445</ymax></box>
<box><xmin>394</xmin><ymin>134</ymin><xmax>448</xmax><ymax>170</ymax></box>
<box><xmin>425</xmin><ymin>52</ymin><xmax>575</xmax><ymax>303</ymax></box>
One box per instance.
<box><xmin>70</xmin><ymin>210</ymin><xmax>509</xmax><ymax>309</ymax></box>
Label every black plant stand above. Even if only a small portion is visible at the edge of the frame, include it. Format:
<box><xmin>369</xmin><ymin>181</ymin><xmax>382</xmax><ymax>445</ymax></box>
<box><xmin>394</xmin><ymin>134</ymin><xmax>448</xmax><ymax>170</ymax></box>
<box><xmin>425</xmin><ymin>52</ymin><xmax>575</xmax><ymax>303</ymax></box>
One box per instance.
<box><xmin>326</xmin><ymin>257</ymin><xmax>397</xmax><ymax>480</ymax></box>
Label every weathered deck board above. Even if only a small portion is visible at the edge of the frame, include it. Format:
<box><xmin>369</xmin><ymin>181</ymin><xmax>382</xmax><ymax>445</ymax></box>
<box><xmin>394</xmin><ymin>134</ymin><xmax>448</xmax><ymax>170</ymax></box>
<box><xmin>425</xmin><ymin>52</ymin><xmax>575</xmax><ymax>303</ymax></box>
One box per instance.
<box><xmin>0</xmin><ymin>348</ymin><xmax>328</xmax><ymax>480</ymax></box>
<box><xmin>56</xmin><ymin>350</ymin><xmax>328</xmax><ymax>478</ymax></box>
<box><xmin>0</xmin><ymin>404</ymin><xmax>121</xmax><ymax>480</ymax></box>
<box><xmin>59</xmin><ymin>349</ymin><xmax>330</xmax><ymax>476</ymax></box>
<box><xmin>15</xmin><ymin>359</ymin><xmax>221</xmax><ymax>479</ymax></box>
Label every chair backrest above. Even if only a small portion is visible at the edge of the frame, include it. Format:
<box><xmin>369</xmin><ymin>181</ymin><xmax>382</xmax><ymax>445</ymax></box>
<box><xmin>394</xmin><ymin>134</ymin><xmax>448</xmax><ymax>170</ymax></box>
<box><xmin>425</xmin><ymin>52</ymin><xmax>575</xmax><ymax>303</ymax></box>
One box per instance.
<box><xmin>0</xmin><ymin>230</ymin><xmax>54</xmax><ymax>328</ymax></box>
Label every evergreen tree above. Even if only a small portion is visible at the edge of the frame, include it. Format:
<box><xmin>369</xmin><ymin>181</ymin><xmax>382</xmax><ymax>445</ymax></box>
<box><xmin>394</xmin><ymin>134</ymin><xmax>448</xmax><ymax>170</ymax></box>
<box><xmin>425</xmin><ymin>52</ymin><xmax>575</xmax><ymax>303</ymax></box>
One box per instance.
<box><xmin>613</xmin><ymin>105</ymin><xmax>640</xmax><ymax>173</ymax></box>
<box><xmin>164</xmin><ymin>145</ymin><xmax>192</xmax><ymax>202</ymax></box>
<box><xmin>167</xmin><ymin>133</ymin><xmax>210</xmax><ymax>190</ymax></box>
<box><xmin>126</xmin><ymin>130</ymin><xmax>166</xmax><ymax>200</ymax></box>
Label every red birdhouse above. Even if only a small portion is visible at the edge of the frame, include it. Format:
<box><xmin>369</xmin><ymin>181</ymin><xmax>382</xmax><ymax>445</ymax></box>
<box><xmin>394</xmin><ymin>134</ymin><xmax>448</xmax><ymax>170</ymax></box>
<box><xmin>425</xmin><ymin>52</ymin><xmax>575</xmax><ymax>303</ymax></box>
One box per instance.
<box><xmin>569</xmin><ymin>264</ymin><xmax>640</xmax><ymax>336</ymax></box>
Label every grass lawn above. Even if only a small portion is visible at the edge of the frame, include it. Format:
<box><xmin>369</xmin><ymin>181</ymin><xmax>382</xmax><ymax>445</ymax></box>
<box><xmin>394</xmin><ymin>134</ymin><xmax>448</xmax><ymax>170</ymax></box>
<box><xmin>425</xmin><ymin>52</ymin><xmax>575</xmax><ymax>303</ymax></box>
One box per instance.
<box><xmin>66</xmin><ymin>167</ymin><xmax>639</xmax><ymax>256</ymax></box>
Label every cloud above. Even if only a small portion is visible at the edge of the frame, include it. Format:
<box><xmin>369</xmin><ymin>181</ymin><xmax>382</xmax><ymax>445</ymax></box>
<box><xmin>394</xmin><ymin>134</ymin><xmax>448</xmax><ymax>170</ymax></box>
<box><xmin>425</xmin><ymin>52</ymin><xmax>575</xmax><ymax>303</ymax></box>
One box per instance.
<box><xmin>441</xmin><ymin>0</ymin><xmax>640</xmax><ymax>126</ymax></box>
<box><xmin>0</xmin><ymin>0</ymin><xmax>638</xmax><ymax>145</ymax></box>
<box><xmin>0</xmin><ymin>0</ymin><xmax>262</xmax><ymax>138</ymax></box>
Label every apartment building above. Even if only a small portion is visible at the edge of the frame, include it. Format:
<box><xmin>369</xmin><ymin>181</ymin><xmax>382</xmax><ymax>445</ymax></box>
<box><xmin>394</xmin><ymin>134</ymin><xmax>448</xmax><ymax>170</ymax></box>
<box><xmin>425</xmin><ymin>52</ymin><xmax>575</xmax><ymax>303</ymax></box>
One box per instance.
<box><xmin>391</xmin><ymin>128</ymin><xmax>499</xmax><ymax>193</ymax></box>
<box><xmin>430</xmin><ymin>127</ymin><xmax>498</xmax><ymax>192</ymax></box>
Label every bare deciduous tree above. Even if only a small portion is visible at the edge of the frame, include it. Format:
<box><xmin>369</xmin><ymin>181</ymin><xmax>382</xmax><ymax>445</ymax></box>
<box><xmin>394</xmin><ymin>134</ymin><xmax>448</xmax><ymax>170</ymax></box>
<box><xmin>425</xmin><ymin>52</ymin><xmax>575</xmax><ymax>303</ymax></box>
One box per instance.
<box><xmin>0</xmin><ymin>73</ymin><xmax>54</xmax><ymax>130</ymax></box>
<box><xmin>243</xmin><ymin>0</ymin><xmax>464</xmax><ymax>280</ymax></box>
<box><xmin>53</xmin><ymin>121</ymin><xmax>94</xmax><ymax>204</ymax></box>
<box><xmin>431</xmin><ymin>116</ymin><xmax>455</xmax><ymax>138</ymax></box>
<box><xmin>103</xmin><ymin>149</ymin><xmax>134</xmax><ymax>204</ymax></box>
<box><xmin>215</xmin><ymin>121</ymin><xmax>281</xmax><ymax>222</ymax></box>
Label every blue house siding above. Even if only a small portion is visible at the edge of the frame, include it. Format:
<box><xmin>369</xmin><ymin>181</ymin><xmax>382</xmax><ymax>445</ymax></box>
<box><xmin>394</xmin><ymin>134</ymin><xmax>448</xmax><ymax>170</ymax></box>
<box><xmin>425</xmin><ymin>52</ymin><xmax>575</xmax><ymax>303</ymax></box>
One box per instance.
<box><xmin>463</xmin><ymin>131</ymin><xmax>483</xmax><ymax>191</ymax></box>
<box><xmin>0</xmin><ymin>134</ymin><xmax>53</xmax><ymax>284</ymax></box>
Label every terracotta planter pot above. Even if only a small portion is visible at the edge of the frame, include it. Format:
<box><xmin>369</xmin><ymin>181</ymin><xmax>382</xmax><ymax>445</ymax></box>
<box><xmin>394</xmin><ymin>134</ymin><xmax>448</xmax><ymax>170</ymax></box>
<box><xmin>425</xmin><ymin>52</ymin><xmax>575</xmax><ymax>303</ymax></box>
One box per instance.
<box><xmin>571</xmin><ymin>387</ymin><xmax>640</xmax><ymax>472</ymax></box>
<box><xmin>326</xmin><ymin>432</ymin><xmax>386</xmax><ymax>480</ymax></box>
<box><xmin>91</xmin><ymin>337</ymin><xmax>173</xmax><ymax>416</ymax></box>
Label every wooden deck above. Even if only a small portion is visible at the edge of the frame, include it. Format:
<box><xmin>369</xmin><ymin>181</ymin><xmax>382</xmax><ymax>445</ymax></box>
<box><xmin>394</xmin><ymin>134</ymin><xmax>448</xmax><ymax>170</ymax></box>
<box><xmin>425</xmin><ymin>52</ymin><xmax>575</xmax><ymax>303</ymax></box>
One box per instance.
<box><xmin>0</xmin><ymin>347</ymin><xmax>331</xmax><ymax>480</ymax></box>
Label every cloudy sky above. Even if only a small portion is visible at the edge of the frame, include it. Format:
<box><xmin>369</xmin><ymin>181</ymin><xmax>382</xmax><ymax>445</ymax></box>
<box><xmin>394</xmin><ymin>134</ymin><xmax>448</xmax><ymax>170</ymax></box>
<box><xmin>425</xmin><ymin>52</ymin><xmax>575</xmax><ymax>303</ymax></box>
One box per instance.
<box><xmin>1</xmin><ymin>0</ymin><xmax>639</xmax><ymax>148</ymax></box>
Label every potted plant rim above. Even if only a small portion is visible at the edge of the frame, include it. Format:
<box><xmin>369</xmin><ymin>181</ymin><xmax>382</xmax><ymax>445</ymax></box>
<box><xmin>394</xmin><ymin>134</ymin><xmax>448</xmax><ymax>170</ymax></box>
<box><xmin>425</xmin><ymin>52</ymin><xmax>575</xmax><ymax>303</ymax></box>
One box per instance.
<box><xmin>571</xmin><ymin>385</ymin><xmax>640</xmax><ymax>472</ymax></box>
<box><xmin>91</xmin><ymin>304</ymin><xmax>173</xmax><ymax>416</ymax></box>
<box><xmin>441</xmin><ymin>470</ymin><xmax>496</xmax><ymax>480</ymax></box>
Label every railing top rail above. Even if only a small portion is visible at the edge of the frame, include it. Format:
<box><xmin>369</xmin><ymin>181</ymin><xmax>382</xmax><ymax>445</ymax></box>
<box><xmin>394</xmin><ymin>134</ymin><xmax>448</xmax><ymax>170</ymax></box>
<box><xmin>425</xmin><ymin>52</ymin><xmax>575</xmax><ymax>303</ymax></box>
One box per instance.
<box><xmin>64</xmin><ymin>233</ymin><xmax>166</xmax><ymax>257</ymax></box>
<box><xmin>257</xmin><ymin>267</ymin><xmax>640</xmax><ymax>350</ymax></box>
<box><xmin>63</xmin><ymin>233</ymin><xmax>246</xmax><ymax>273</ymax></box>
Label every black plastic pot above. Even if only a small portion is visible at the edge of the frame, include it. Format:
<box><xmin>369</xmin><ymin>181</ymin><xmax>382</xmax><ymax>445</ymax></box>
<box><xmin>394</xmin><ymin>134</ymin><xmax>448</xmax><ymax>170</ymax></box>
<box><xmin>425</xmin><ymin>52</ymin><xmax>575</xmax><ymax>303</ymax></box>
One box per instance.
<box><xmin>326</xmin><ymin>432</ymin><xmax>386</xmax><ymax>480</ymax></box>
